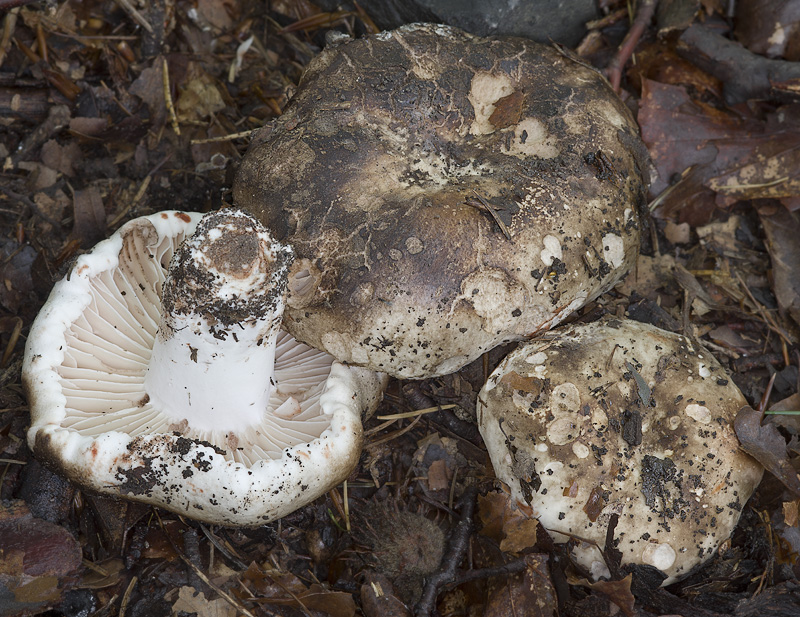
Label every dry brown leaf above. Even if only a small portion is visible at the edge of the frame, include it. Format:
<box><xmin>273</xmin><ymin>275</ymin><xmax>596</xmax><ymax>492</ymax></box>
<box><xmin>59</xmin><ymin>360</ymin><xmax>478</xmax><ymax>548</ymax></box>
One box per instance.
<box><xmin>171</xmin><ymin>586</ymin><xmax>237</xmax><ymax>617</ymax></box>
<box><xmin>478</xmin><ymin>491</ymin><xmax>538</xmax><ymax>554</ymax></box>
<box><xmin>734</xmin><ymin>405</ymin><xmax>800</xmax><ymax>497</ymax></box>
<box><xmin>40</xmin><ymin>140</ymin><xmax>81</xmax><ymax>176</ymax></box>
<box><xmin>499</xmin><ymin>516</ymin><xmax>538</xmax><ymax>554</ymax></box>
<box><xmin>569</xmin><ymin>573</ymin><xmax>636</xmax><ymax>617</ymax></box>
<box><xmin>784</xmin><ymin>500</ymin><xmax>800</xmax><ymax>527</ymax></box>
<box><xmin>664</xmin><ymin>221</ymin><xmax>690</xmax><ymax>244</ymax></box>
<box><xmin>239</xmin><ymin>563</ymin><xmax>355</xmax><ymax>617</ymax></box>
<box><xmin>72</xmin><ymin>187</ymin><xmax>107</xmax><ymax>248</ymax></box>
<box><xmin>176</xmin><ymin>67</ymin><xmax>227</xmax><ymax>122</ymax></box>
<box><xmin>499</xmin><ymin>370</ymin><xmax>542</xmax><ymax>394</ymax></box>
<box><xmin>129</xmin><ymin>60</ymin><xmax>166</xmax><ymax>128</ymax></box>
<box><xmin>197</xmin><ymin>0</ymin><xmax>238</xmax><ymax>30</ymax></box>
<box><xmin>758</xmin><ymin>202</ymin><xmax>800</xmax><ymax>329</ymax></box>
<box><xmin>427</xmin><ymin>458</ymin><xmax>451</xmax><ymax>491</ymax></box>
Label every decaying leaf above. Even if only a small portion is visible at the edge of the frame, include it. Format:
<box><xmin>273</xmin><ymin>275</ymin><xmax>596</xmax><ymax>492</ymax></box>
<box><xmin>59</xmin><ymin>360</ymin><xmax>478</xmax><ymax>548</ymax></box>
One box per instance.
<box><xmin>734</xmin><ymin>0</ymin><xmax>800</xmax><ymax>60</ymax></box>
<box><xmin>171</xmin><ymin>586</ymin><xmax>237</xmax><ymax>617</ymax></box>
<box><xmin>238</xmin><ymin>563</ymin><xmax>356</xmax><ymax>617</ymax></box>
<box><xmin>129</xmin><ymin>60</ymin><xmax>167</xmax><ymax>128</ymax></box>
<box><xmin>0</xmin><ymin>501</ymin><xmax>82</xmax><ymax>616</ymax></box>
<box><xmin>758</xmin><ymin>202</ymin><xmax>800</xmax><ymax>329</ymax></box>
<box><xmin>176</xmin><ymin>64</ymin><xmax>228</xmax><ymax>122</ymax></box>
<box><xmin>72</xmin><ymin>186</ymin><xmax>107</xmax><ymax>248</ymax></box>
<box><xmin>478</xmin><ymin>491</ymin><xmax>538</xmax><ymax>554</ymax></box>
<box><xmin>488</xmin><ymin>90</ymin><xmax>525</xmax><ymax>129</ymax></box>
<box><xmin>639</xmin><ymin>77</ymin><xmax>800</xmax><ymax>219</ymax></box>
<box><xmin>484</xmin><ymin>554</ymin><xmax>556</xmax><ymax>617</ymax></box>
<box><xmin>569</xmin><ymin>573</ymin><xmax>636</xmax><ymax>617</ymax></box>
<box><xmin>734</xmin><ymin>405</ymin><xmax>800</xmax><ymax>497</ymax></box>
<box><xmin>360</xmin><ymin>572</ymin><xmax>412</xmax><ymax>617</ymax></box>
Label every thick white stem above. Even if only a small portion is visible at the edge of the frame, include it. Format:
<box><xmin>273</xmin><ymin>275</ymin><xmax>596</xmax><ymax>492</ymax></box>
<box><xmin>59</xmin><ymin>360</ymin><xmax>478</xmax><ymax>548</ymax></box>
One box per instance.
<box><xmin>143</xmin><ymin>210</ymin><xmax>293</xmax><ymax>434</ymax></box>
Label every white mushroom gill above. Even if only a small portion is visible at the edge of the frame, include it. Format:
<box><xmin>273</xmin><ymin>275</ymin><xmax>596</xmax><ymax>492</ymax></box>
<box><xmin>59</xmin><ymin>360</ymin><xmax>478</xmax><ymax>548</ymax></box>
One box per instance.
<box><xmin>56</xmin><ymin>210</ymin><xmax>336</xmax><ymax>465</ymax></box>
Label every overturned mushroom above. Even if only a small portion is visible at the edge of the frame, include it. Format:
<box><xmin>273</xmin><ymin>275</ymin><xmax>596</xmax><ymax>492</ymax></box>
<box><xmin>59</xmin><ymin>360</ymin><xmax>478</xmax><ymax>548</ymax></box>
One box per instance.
<box><xmin>478</xmin><ymin>317</ymin><xmax>762</xmax><ymax>584</ymax></box>
<box><xmin>24</xmin><ymin>210</ymin><xmax>386</xmax><ymax>526</ymax></box>
<box><xmin>234</xmin><ymin>23</ymin><xmax>649</xmax><ymax>379</ymax></box>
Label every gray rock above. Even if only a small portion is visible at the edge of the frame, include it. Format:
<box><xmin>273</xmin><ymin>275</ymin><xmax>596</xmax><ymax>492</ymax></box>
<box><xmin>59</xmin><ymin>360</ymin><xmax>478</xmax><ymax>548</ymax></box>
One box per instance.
<box><xmin>317</xmin><ymin>0</ymin><xmax>597</xmax><ymax>47</ymax></box>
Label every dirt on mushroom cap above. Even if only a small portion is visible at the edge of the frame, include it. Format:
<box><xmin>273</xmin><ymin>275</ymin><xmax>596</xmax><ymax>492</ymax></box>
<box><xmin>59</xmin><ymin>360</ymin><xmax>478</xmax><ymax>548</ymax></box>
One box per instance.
<box><xmin>234</xmin><ymin>23</ymin><xmax>650</xmax><ymax>379</ymax></box>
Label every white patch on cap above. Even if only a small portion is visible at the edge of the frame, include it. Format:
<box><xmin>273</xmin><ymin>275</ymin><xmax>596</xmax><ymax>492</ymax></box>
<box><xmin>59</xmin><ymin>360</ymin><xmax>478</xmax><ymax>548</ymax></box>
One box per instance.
<box><xmin>526</xmin><ymin>351</ymin><xmax>548</xmax><ymax>365</ymax></box>
<box><xmin>591</xmin><ymin>408</ymin><xmax>608</xmax><ymax>432</ymax></box>
<box><xmin>698</xmin><ymin>363</ymin><xmax>711</xmax><ymax>378</ymax></box>
<box><xmin>508</xmin><ymin>118</ymin><xmax>559</xmax><ymax>159</ymax></box>
<box><xmin>572</xmin><ymin>441</ymin><xmax>590</xmax><ymax>459</ymax></box>
<box><xmin>541</xmin><ymin>235</ymin><xmax>562</xmax><ymax>266</ymax></box>
<box><xmin>405</xmin><ymin>236</ymin><xmax>424</xmax><ymax>254</ymax></box>
<box><xmin>685</xmin><ymin>403</ymin><xmax>712</xmax><ymax>424</ymax></box>
<box><xmin>551</xmin><ymin>382</ymin><xmax>580</xmax><ymax>414</ymax></box>
<box><xmin>668</xmin><ymin>415</ymin><xmax>681</xmax><ymax>430</ymax></box>
<box><xmin>547</xmin><ymin>417</ymin><xmax>579</xmax><ymax>445</ymax></box>
<box><xmin>642</xmin><ymin>542</ymin><xmax>677</xmax><ymax>571</ymax></box>
<box><xmin>602</xmin><ymin>233</ymin><xmax>625</xmax><ymax>269</ymax></box>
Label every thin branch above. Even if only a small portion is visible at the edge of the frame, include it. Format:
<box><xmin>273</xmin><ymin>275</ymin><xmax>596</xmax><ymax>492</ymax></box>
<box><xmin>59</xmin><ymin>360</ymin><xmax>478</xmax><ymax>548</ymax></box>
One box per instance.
<box><xmin>605</xmin><ymin>0</ymin><xmax>659</xmax><ymax>92</ymax></box>
<box><xmin>415</xmin><ymin>484</ymin><xmax>479</xmax><ymax>616</ymax></box>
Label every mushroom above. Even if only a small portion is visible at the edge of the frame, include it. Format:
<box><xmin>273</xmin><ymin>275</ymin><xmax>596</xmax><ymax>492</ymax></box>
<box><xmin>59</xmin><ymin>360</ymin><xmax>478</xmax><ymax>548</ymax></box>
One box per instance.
<box><xmin>477</xmin><ymin>317</ymin><xmax>763</xmax><ymax>584</ymax></box>
<box><xmin>24</xmin><ymin>209</ymin><xmax>386</xmax><ymax>526</ymax></box>
<box><xmin>234</xmin><ymin>23</ymin><xmax>649</xmax><ymax>379</ymax></box>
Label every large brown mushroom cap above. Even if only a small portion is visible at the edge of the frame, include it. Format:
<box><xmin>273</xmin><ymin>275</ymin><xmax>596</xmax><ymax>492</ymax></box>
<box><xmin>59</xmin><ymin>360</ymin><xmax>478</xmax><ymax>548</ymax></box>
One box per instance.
<box><xmin>234</xmin><ymin>23</ymin><xmax>649</xmax><ymax>379</ymax></box>
<box><xmin>477</xmin><ymin>317</ymin><xmax>763</xmax><ymax>584</ymax></box>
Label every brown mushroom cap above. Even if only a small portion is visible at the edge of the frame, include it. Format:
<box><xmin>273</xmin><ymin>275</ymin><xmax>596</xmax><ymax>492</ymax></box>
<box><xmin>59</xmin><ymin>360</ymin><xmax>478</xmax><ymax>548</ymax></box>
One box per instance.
<box><xmin>477</xmin><ymin>317</ymin><xmax>763</xmax><ymax>584</ymax></box>
<box><xmin>234</xmin><ymin>24</ymin><xmax>649</xmax><ymax>379</ymax></box>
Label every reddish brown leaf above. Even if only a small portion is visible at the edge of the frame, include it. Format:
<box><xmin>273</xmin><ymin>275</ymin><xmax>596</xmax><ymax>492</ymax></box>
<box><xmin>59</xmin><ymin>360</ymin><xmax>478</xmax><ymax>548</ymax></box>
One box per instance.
<box><xmin>0</xmin><ymin>501</ymin><xmax>82</xmax><ymax>614</ymax></box>
<box><xmin>360</xmin><ymin>572</ymin><xmax>412</xmax><ymax>617</ymax></box>
<box><xmin>500</xmin><ymin>516</ymin><xmax>538</xmax><ymax>554</ymax></box>
<box><xmin>499</xmin><ymin>370</ymin><xmax>543</xmax><ymax>394</ymax></box>
<box><xmin>427</xmin><ymin>458</ymin><xmax>451</xmax><ymax>491</ymax></box>
<box><xmin>583</xmin><ymin>485</ymin><xmax>605</xmax><ymax>522</ymax></box>
<box><xmin>489</xmin><ymin>90</ymin><xmax>524</xmax><ymax>129</ymax></box>
<box><xmin>734</xmin><ymin>0</ymin><xmax>800</xmax><ymax>61</ymax></box>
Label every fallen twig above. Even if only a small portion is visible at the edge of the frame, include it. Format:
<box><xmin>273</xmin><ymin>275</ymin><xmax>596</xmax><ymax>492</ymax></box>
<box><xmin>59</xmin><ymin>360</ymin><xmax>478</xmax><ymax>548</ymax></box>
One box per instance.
<box><xmin>605</xmin><ymin>0</ymin><xmax>659</xmax><ymax>93</ymax></box>
<box><xmin>415</xmin><ymin>484</ymin><xmax>479</xmax><ymax>617</ymax></box>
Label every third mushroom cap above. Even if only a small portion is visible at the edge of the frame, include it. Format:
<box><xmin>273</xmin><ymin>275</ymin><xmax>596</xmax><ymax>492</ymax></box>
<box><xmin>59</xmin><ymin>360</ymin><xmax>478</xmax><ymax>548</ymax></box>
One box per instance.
<box><xmin>234</xmin><ymin>23</ymin><xmax>650</xmax><ymax>379</ymax></box>
<box><xmin>478</xmin><ymin>317</ymin><xmax>763</xmax><ymax>584</ymax></box>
